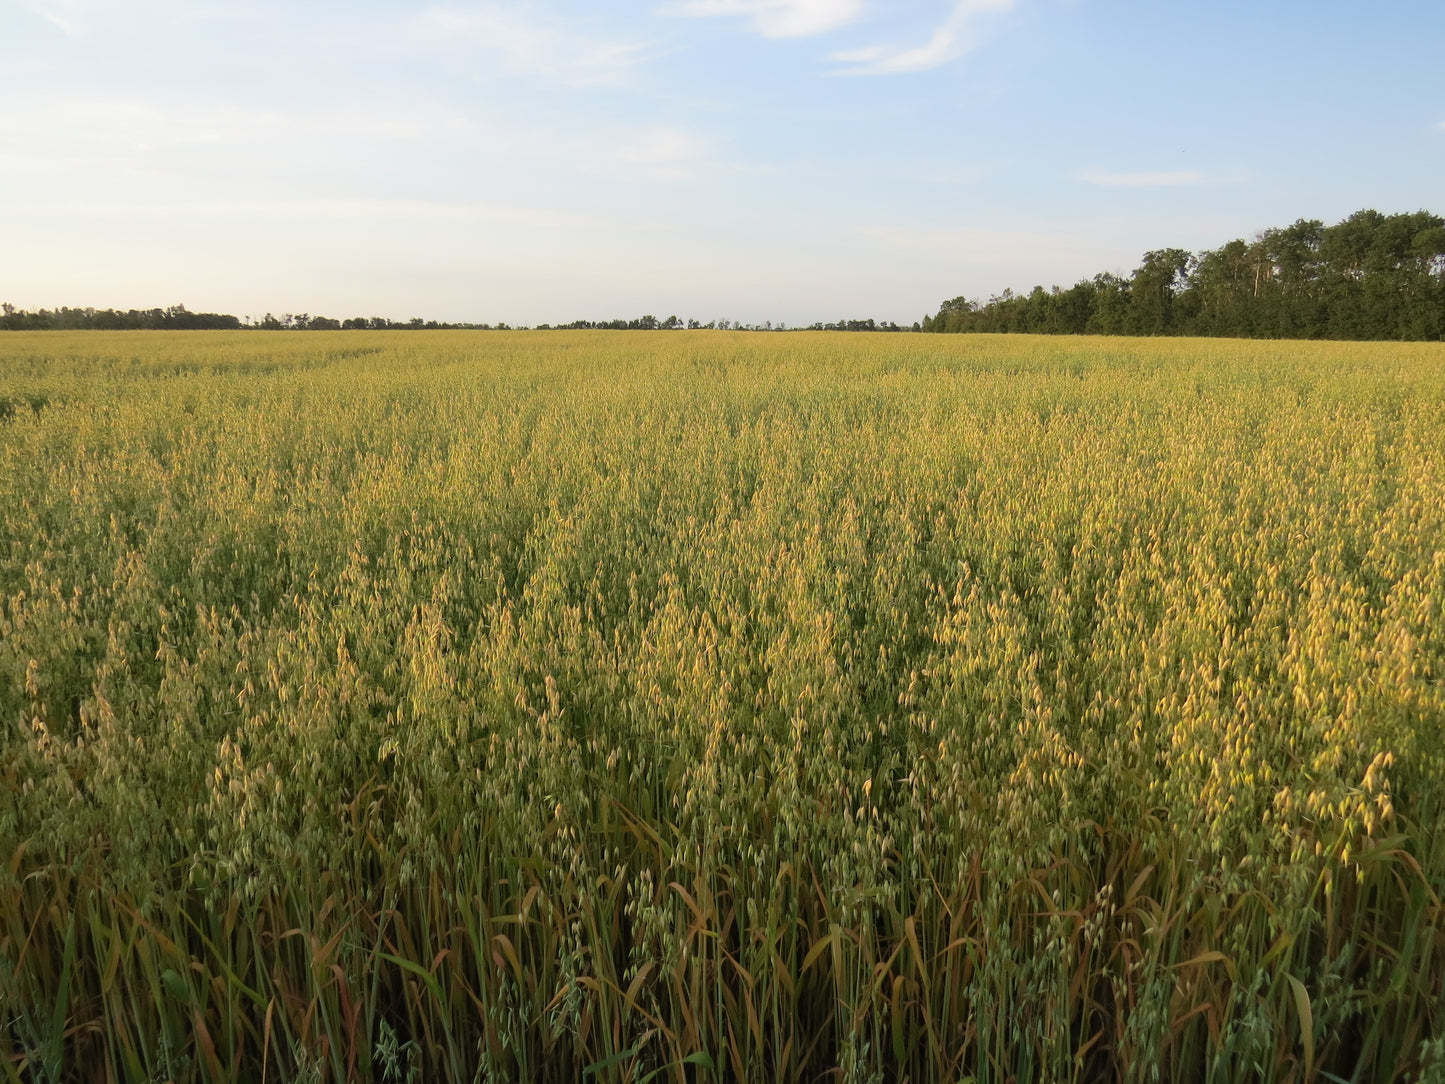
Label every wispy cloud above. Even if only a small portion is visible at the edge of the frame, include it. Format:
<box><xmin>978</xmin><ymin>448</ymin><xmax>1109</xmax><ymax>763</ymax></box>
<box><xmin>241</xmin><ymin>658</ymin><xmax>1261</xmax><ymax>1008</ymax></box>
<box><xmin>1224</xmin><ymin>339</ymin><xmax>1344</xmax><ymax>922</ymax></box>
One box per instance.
<box><xmin>27</xmin><ymin>3</ymin><xmax>80</xmax><ymax>34</ymax></box>
<box><xmin>1436</xmin><ymin>120</ymin><xmax>1445</xmax><ymax>131</ymax></box>
<box><xmin>659</xmin><ymin>0</ymin><xmax>863</xmax><ymax>39</ymax></box>
<box><xmin>0</xmin><ymin>93</ymin><xmax>473</xmax><ymax>159</ymax></box>
<box><xmin>829</xmin><ymin>0</ymin><xmax>1013</xmax><ymax>75</ymax></box>
<box><xmin>23</xmin><ymin>0</ymin><xmax>229</xmax><ymax>35</ymax></box>
<box><xmin>12</xmin><ymin>198</ymin><xmax>574</xmax><ymax>228</ymax></box>
<box><xmin>858</xmin><ymin>223</ymin><xmax>1095</xmax><ymax>264</ymax></box>
<box><xmin>1080</xmin><ymin>169</ymin><xmax>1204</xmax><ymax>188</ymax></box>
<box><xmin>608</xmin><ymin>126</ymin><xmax>710</xmax><ymax>181</ymax></box>
<box><xmin>921</xmin><ymin>165</ymin><xmax>985</xmax><ymax>184</ymax></box>
<box><xmin>419</xmin><ymin>5</ymin><xmax>653</xmax><ymax>85</ymax></box>
<box><xmin>1</xmin><ymin>79</ymin><xmax>719</xmax><ymax>203</ymax></box>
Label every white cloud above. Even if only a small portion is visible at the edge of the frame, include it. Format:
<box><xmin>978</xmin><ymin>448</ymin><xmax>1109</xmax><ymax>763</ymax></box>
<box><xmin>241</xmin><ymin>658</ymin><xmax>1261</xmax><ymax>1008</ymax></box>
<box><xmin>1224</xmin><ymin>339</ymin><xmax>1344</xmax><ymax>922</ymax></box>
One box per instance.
<box><xmin>419</xmin><ymin>5</ymin><xmax>653</xmax><ymax>85</ymax></box>
<box><xmin>659</xmin><ymin>0</ymin><xmax>863</xmax><ymax>39</ymax></box>
<box><xmin>829</xmin><ymin>0</ymin><xmax>1013</xmax><ymax>75</ymax></box>
<box><xmin>23</xmin><ymin>0</ymin><xmax>229</xmax><ymax>35</ymax></box>
<box><xmin>1080</xmin><ymin>170</ymin><xmax>1204</xmax><ymax>187</ymax></box>
<box><xmin>1436</xmin><ymin>120</ymin><xmax>1445</xmax><ymax>131</ymax></box>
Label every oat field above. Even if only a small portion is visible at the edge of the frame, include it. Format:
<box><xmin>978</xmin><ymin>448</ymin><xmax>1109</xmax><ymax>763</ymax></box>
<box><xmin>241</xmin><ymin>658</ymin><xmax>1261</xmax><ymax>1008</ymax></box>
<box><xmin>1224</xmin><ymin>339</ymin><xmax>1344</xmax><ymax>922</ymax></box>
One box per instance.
<box><xmin>2</xmin><ymin>331</ymin><xmax>1443</xmax><ymax>1083</ymax></box>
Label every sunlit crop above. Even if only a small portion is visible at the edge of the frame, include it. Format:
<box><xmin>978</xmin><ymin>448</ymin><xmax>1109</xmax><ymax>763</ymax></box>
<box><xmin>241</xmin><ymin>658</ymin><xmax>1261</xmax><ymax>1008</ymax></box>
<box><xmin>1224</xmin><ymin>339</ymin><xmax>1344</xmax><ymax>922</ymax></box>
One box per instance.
<box><xmin>2</xmin><ymin>330</ymin><xmax>1442</xmax><ymax>1082</ymax></box>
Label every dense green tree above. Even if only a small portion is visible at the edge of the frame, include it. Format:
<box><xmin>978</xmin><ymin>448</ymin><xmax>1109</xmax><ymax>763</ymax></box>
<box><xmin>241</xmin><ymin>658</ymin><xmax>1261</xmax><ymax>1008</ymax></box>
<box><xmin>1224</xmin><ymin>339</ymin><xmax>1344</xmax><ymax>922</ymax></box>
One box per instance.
<box><xmin>1189</xmin><ymin>239</ymin><xmax>1256</xmax><ymax>335</ymax></box>
<box><xmin>1085</xmin><ymin>273</ymin><xmax>1131</xmax><ymax>335</ymax></box>
<box><xmin>1128</xmin><ymin>248</ymin><xmax>1192</xmax><ymax>335</ymax></box>
<box><xmin>925</xmin><ymin>209</ymin><xmax>1445</xmax><ymax>341</ymax></box>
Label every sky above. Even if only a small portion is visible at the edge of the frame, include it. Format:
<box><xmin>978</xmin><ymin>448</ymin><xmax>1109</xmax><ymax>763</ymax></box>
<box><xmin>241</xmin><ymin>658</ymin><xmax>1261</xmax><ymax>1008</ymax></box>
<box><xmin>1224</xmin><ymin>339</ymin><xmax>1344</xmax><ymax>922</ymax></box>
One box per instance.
<box><xmin>3</xmin><ymin>0</ymin><xmax>1443</xmax><ymax>326</ymax></box>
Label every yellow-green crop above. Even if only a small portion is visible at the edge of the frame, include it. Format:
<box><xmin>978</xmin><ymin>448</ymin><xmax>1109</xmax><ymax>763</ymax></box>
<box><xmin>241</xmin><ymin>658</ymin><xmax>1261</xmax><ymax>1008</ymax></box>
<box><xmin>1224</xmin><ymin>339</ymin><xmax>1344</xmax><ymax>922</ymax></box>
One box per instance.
<box><xmin>1</xmin><ymin>330</ymin><xmax>1442</xmax><ymax>1082</ymax></box>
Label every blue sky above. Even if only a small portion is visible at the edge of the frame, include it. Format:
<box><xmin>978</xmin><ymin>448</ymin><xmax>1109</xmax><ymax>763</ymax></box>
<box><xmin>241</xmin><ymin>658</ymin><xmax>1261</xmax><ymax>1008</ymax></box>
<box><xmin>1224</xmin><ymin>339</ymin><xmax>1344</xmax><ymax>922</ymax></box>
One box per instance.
<box><xmin>4</xmin><ymin>0</ymin><xmax>1443</xmax><ymax>325</ymax></box>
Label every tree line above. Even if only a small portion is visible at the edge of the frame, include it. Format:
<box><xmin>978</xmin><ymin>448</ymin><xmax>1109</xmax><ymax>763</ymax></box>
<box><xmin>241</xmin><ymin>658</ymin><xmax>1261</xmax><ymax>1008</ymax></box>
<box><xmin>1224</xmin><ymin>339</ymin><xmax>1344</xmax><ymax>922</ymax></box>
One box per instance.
<box><xmin>0</xmin><ymin>304</ymin><xmax>242</xmax><ymax>331</ymax></box>
<box><xmin>0</xmin><ymin>305</ymin><xmax>503</xmax><ymax>332</ymax></box>
<box><xmin>10</xmin><ymin>208</ymin><xmax>1441</xmax><ymax>341</ymax></box>
<box><xmin>0</xmin><ymin>306</ymin><xmax>908</xmax><ymax>334</ymax></box>
<box><xmin>536</xmin><ymin>316</ymin><xmax>912</xmax><ymax>331</ymax></box>
<box><xmin>924</xmin><ymin>209</ymin><xmax>1445</xmax><ymax>340</ymax></box>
